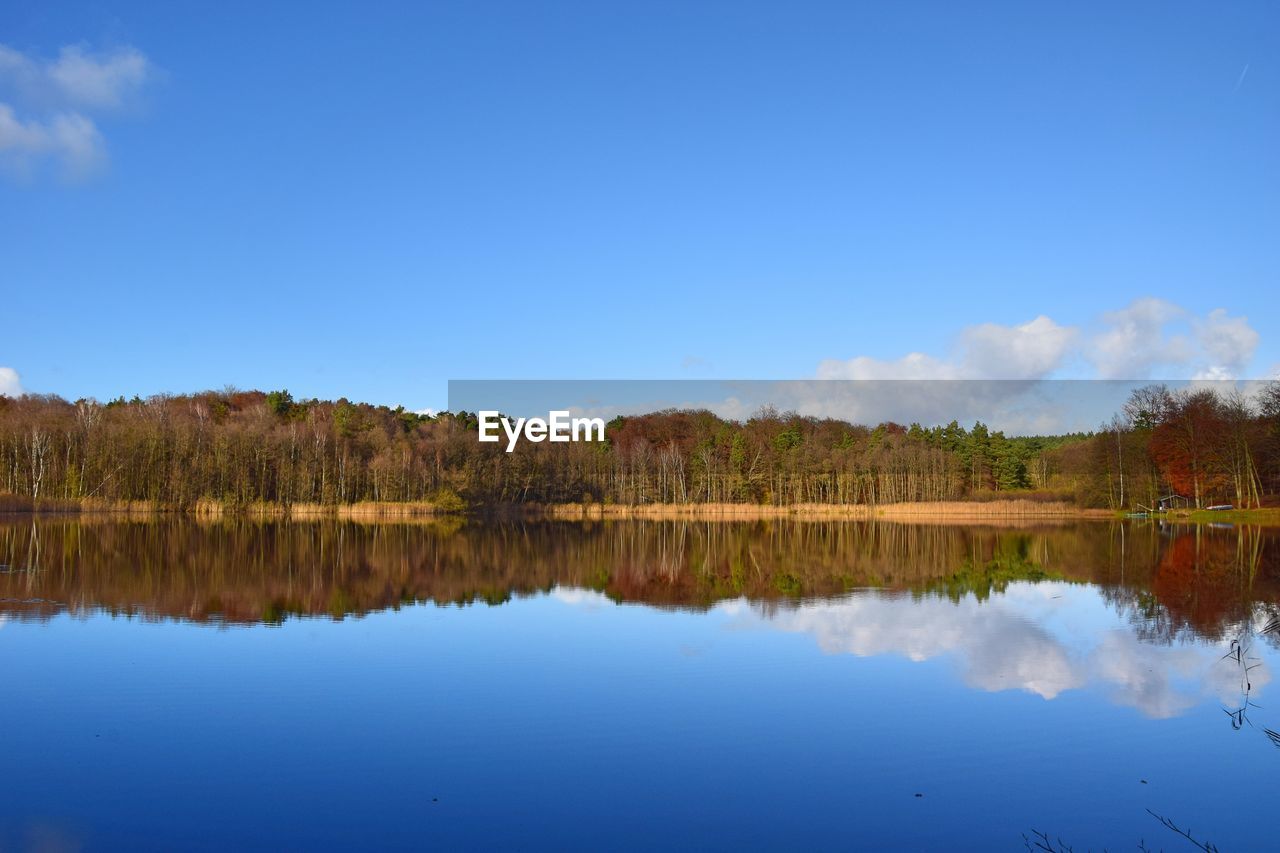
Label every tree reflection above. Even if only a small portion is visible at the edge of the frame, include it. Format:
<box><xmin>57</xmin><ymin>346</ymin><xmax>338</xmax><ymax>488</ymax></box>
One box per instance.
<box><xmin>0</xmin><ymin>518</ymin><xmax>1276</xmax><ymax>645</ymax></box>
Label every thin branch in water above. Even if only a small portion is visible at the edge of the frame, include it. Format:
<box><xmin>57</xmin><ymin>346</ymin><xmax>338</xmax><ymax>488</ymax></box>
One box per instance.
<box><xmin>1021</xmin><ymin>829</ymin><xmax>1074</xmax><ymax>853</ymax></box>
<box><xmin>1146</xmin><ymin>809</ymin><xmax>1220</xmax><ymax>853</ymax></box>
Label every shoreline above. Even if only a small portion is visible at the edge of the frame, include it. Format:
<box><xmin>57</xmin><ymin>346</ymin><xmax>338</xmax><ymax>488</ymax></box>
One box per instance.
<box><xmin>4</xmin><ymin>495</ymin><xmax>1277</xmax><ymax>525</ymax></box>
<box><xmin>0</xmin><ymin>497</ymin><xmax>450</xmax><ymax>519</ymax></box>
<box><xmin>508</xmin><ymin>499</ymin><xmax>1104</xmax><ymax>522</ymax></box>
<box><xmin>0</xmin><ymin>496</ymin><xmax>1101</xmax><ymax>521</ymax></box>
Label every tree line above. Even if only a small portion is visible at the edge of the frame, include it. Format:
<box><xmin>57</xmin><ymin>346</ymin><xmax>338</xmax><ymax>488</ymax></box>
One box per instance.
<box><xmin>1</xmin><ymin>382</ymin><xmax>1278</xmax><ymax>509</ymax></box>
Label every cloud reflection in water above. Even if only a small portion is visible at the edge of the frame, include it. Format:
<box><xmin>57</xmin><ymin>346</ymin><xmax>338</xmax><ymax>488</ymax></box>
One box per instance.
<box><xmin>723</xmin><ymin>582</ymin><xmax>1271</xmax><ymax>718</ymax></box>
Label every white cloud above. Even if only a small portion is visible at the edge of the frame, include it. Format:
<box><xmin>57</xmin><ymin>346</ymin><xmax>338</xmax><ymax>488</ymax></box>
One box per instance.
<box><xmin>505</xmin><ymin>379</ymin><xmax>1127</xmax><ymax>436</ymax></box>
<box><xmin>0</xmin><ymin>366</ymin><xmax>22</xmax><ymax>396</ymax></box>
<box><xmin>818</xmin><ymin>315</ymin><xmax>1078</xmax><ymax>380</ymax></box>
<box><xmin>1195</xmin><ymin>308</ymin><xmax>1259</xmax><ymax>379</ymax></box>
<box><xmin>0</xmin><ymin>104</ymin><xmax>104</xmax><ymax>179</ymax></box>
<box><xmin>821</xmin><ymin>299</ymin><xmax>1262</xmax><ymax>382</ymax></box>
<box><xmin>1089</xmin><ymin>298</ymin><xmax>1191</xmax><ymax>378</ymax></box>
<box><xmin>0</xmin><ymin>44</ymin><xmax>150</xmax><ymax>110</ymax></box>
<box><xmin>1091</xmin><ymin>301</ymin><xmax>1260</xmax><ymax>379</ymax></box>
<box><xmin>818</xmin><ymin>352</ymin><xmax>963</xmax><ymax>380</ymax></box>
<box><xmin>45</xmin><ymin>45</ymin><xmax>150</xmax><ymax>110</ymax></box>
<box><xmin>0</xmin><ymin>42</ymin><xmax>151</xmax><ymax>181</ymax></box>
<box><xmin>961</xmin><ymin>315</ymin><xmax>1080</xmax><ymax>379</ymax></box>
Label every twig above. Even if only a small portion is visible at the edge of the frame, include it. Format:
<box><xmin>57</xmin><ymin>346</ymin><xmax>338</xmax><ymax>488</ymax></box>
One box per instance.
<box><xmin>1146</xmin><ymin>809</ymin><xmax>1220</xmax><ymax>853</ymax></box>
<box><xmin>1022</xmin><ymin>829</ymin><xmax>1074</xmax><ymax>852</ymax></box>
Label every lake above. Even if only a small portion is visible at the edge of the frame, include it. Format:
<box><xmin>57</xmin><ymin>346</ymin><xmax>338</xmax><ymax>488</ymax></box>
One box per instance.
<box><xmin>2</xmin><ymin>517</ymin><xmax>1277</xmax><ymax>851</ymax></box>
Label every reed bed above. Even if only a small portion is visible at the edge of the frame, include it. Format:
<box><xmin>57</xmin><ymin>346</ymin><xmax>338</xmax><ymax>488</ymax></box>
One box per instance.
<box><xmin>2</xmin><ymin>492</ymin><xmax>1097</xmax><ymax>522</ymax></box>
<box><xmin>0</xmin><ymin>494</ymin><xmax>162</xmax><ymax>515</ymax></box>
<box><xmin>876</xmin><ymin>499</ymin><xmax>1085</xmax><ymax>517</ymax></box>
<box><xmin>2</xmin><ymin>494</ymin><xmax>449</xmax><ymax>519</ymax></box>
<box><xmin>193</xmin><ymin>500</ymin><xmax>446</xmax><ymax>518</ymax></box>
<box><xmin>520</xmin><ymin>499</ymin><xmax>1093</xmax><ymax>522</ymax></box>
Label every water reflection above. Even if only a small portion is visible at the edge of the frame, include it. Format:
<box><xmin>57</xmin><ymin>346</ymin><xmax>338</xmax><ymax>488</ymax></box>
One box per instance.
<box><xmin>728</xmin><ymin>585</ymin><xmax>1272</xmax><ymax>717</ymax></box>
<box><xmin>3</xmin><ymin>517</ymin><xmax>1280</xmax><ymax>850</ymax></box>
<box><xmin>4</xmin><ymin>517</ymin><xmax>1278</xmax><ymax>715</ymax></box>
<box><xmin>2</xmin><ymin>518</ymin><xmax>1277</xmax><ymax>637</ymax></box>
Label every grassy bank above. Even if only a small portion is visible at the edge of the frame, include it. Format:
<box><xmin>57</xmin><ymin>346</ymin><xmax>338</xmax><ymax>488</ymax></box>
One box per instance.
<box><xmin>1173</xmin><ymin>507</ymin><xmax>1280</xmax><ymax>526</ymax></box>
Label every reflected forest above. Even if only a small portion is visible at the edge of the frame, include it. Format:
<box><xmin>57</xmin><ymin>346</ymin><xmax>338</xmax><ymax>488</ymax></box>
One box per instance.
<box><xmin>3</xmin><ymin>518</ymin><xmax>1278</xmax><ymax>647</ymax></box>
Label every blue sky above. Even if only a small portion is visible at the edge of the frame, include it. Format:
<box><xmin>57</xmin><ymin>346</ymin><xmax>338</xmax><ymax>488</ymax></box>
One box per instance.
<box><xmin>1</xmin><ymin>1</ymin><xmax>1276</xmax><ymax>411</ymax></box>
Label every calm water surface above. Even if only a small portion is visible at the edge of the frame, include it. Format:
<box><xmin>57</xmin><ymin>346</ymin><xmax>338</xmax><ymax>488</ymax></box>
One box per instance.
<box><xmin>2</xmin><ymin>518</ymin><xmax>1278</xmax><ymax>851</ymax></box>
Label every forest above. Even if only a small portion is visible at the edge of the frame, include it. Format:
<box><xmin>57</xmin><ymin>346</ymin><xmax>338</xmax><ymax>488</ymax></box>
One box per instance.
<box><xmin>0</xmin><ymin>382</ymin><xmax>1278</xmax><ymax>511</ymax></box>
